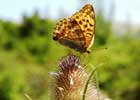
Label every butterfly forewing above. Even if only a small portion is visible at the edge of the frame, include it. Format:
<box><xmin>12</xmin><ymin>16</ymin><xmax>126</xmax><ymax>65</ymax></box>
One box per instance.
<box><xmin>71</xmin><ymin>4</ymin><xmax>95</xmax><ymax>49</ymax></box>
<box><xmin>54</xmin><ymin>18</ymin><xmax>86</xmax><ymax>45</ymax></box>
<box><xmin>53</xmin><ymin>4</ymin><xmax>95</xmax><ymax>53</ymax></box>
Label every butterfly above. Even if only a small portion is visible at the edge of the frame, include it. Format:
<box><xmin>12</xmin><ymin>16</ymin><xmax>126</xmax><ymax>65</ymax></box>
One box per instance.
<box><xmin>53</xmin><ymin>4</ymin><xmax>95</xmax><ymax>53</ymax></box>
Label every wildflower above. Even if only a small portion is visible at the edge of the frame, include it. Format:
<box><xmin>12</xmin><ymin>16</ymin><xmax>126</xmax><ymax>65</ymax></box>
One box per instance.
<box><xmin>54</xmin><ymin>54</ymin><xmax>97</xmax><ymax>100</ymax></box>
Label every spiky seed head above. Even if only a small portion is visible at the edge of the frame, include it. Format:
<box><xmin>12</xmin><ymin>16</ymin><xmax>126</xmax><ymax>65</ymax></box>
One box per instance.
<box><xmin>55</xmin><ymin>54</ymin><xmax>97</xmax><ymax>100</ymax></box>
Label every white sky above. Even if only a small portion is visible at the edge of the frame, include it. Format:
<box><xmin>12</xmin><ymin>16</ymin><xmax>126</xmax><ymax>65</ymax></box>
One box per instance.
<box><xmin>0</xmin><ymin>0</ymin><xmax>140</xmax><ymax>24</ymax></box>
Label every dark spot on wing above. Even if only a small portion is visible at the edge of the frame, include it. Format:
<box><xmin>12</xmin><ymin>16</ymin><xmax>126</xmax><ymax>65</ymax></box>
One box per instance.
<box><xmin>86</xmin><ymin>32</ymin><xmax>92</xmax><ymax>36</ymax></box>
<box><xmin>68</xmin><ymin>25</ymin><xmax>71</xmax><ymax>29</ymax></box>
<box><xmin>79</xmin><ymin>21</ymin><xmax>82</xmax><ymax>25</ymax></box>
<box><xmin>64</xmin><ymin>21</ymin><xmax>67</xmax><ymax>24</ymax></box>
<box><xmin>76</xmin><ymin>16</ymin><xmax>79</xmax><ymax>19</ymax></box>
<box><xmin>86</xmin><ymin>20</ymin><xmax>89</xmax><ymax>23</ymax></box>
<box><xmin>87</xmin><ymin>28</ymin><xmax>91</xmax><ymax>31</ymax></box>
<box><xmin>82</xmin><ymin>19</ymin><xmax>85</xmax><ymax>22</ymax></box>
<box><xmin>71</xmin><ymin>19</ymin><xmax>77</xmax><ymax>28</ymax></box>
<box><xmin>90</xmin><ymin>23</ymin><xmax>94</xmax><ymax>26</ymax></box>
<box><xmin>57</xmin><ymin>26</ymin><xmax>61</xmax><ymax>29</ymax></box>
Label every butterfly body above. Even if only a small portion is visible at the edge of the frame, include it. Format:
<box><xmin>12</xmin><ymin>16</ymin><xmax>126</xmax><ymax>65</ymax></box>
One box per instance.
<box><xmin>53</xmin><ymin>4</ymin><xmax>95</xmax><ymax>53</ymax></box>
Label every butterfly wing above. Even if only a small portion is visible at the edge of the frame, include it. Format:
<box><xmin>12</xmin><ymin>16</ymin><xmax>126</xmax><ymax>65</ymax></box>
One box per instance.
<box><xmin>71</xmin><ymin>4</ymin><xmax>95</xmax><ymax>49</ymax></box>
<box><xmin>53</xmin><ymin>18</ymin><xmax>86</xmax><ymax>52</ymax></box>
<box><xmin>53</xmin><ymin>4</ymin><xmax>95</xmax><ymax>53</ymax></box>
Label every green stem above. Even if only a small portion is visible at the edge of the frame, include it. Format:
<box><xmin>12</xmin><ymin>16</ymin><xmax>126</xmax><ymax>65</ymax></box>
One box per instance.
<box><xmin>95</xmin><ymin>71</ymin><xmax>100</xmax><ymax>100</ymax></box>
<box><xmin>82</xmin><ymin>67</ymin><xmax>97</xmax><ymax>100</ymax></box>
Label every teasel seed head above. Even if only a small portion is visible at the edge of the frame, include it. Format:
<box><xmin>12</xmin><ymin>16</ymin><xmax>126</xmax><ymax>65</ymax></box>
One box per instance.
<box><xmin>54</xmin><ymin>54</ymin><xmax>98</xmax><ymax>100</ymax></box>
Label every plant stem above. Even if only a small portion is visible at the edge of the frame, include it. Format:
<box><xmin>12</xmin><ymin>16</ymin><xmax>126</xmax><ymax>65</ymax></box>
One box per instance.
<box><xmin>82</xmin><ymin>67</ymin><xmax>97</xmax><ymax>100</ymax></box>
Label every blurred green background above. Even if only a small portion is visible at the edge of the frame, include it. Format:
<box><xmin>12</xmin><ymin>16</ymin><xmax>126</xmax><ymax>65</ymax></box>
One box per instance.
<box><xmin>0</xmin><ymin>0</ymin><xmax>140</xmax><ymax>100</ymax></box>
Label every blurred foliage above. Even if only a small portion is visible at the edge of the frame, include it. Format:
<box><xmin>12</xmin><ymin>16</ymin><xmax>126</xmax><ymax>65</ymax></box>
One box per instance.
<box><xmin>0</xmin><ymin>4</ymin><xmax>140</xmax><ymax>100</ymax></box>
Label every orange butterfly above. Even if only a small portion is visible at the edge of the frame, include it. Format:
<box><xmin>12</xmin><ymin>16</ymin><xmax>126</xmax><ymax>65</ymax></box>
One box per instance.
<box><xmin>53</xmin><ymin>4</ymin><xmax>95</xmax><ymax>53</ymax></box>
